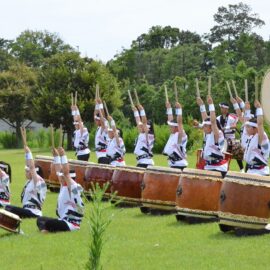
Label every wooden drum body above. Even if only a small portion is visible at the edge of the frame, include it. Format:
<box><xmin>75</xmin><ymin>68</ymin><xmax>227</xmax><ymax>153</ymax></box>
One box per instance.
<box><xmin>218</xmin><ymin>172</ymin><xmax>270</xmax><ymax>229</ymax></box>
<box><xmin>176</xmin><ymin>168</ymin><xmax>222</xmax><ymax>220</ymax></box>
<box><xmin>110</xmin><ymin>166</ymin><xmax>145</xmax><ymax>206</ymax></box>
<box><xmin>84</xmin><ymin>164</ymin><xmax>115</xmax><ymax>197</ymax></box>
<box><xmin>34</xmin><ymin>155</ymin><xmax>53</xmax><ymax>185</ymax></box>
<box><xmin>69</xmin><ymin>159</ymin><xmax>89</xmax><ymax>189</ymax></box>
<box><xmin>0</xmin><ymin>209</ymin><xmax>21</xmax><ymax>233</ymax></box>
<box><xmin>141</xmin><ymin>166</ymin><xmax>181</xmax><ymax>213</ymax></box>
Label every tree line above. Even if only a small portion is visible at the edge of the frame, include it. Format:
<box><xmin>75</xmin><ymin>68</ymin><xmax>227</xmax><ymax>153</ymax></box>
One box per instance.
<box><xmin>0</xmin><ymin>2</ymin><xmax>269</xmax><ymax>149</ymax></box>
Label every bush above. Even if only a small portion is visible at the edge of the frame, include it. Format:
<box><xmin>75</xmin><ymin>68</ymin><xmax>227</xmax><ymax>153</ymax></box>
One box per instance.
<box><xmin>0</xmin><ymin>132</ymin><xmax>17</xmax><ymax>148</ymax></box>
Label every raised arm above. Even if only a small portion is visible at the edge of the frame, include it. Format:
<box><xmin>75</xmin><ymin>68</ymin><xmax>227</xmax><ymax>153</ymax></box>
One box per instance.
<box><xmin>108</xmin><ymin>115</ymin><xmax>121</xmax><ymax>146</ymax></box>
<box><xmin>166</xmin><ymin>102</ymin><xmax>173</xmax><ymax>122</ymax></box>
<box><xmin>254</xmin><ymin>100</ymin><xmax>265</xmax><ymax>145</ymax></box>
<box><xmin>58</xmin><ymin>147</ymin><xmax>74</xmax><ymax>188</ymax></box>
<box><xmin>24</xmin><ymin>146</ymin><xmax>40</xmax><ymax>184</ymax></box>
<box><xmin>207</xmin><ymin>95</ymin><xmax>219</xmax><ymax>143</ymax></box>
<box><xmin>175</xmin><ymin>102</ymin><xmax>183</xmax><ymax>144</ymax></box>
<box><xmin>51</xmin><ymin>147</ymin><xmax>65</xmax><ymax>186</ymax></box>
<box><xmin>231</xmin><ymin>97</ymin><xmax>243</xmax><ymax>123</ymax></box>
<box><xmin>196</xmin><ymin>97</ymin><xmax>207</xmax><ymax>121</ymax></box>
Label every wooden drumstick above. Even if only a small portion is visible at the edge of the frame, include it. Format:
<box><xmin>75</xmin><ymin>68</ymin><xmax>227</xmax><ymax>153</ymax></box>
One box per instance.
<box><xmin>174</xmin><ymin>82</ymin><xmax>178</xmax><ymax>102</ymax></box>
<box><xmin>128</xmin><ymin>89</ymin><xmax>135</xmax><ymax>107</ymax></box>
<box><xmin>96</xmin><ymin>84</ymin><xmax>100</xmax><ymax>99</ymax></box>
<box><xmin>71</xmin><ymin>93</ymin><xmax>74</xmax><ymax>106</ymax></box>
<box><xmin>232</xmin><ymin>80</ymin><xmax>238</xmax><ymax>97</ymax></box>
<box><xmin>50</xmin><ymin>124</ymin><xmax>55</xmax><ymax>148</ymax></box>
<box><xmin>75</xmin><ymin>91</ymin><xmax>78</xmax><ymax>106</ymax></box>
<box><xmin>134</xmin><ymin>89</ymin><xmax>140</xmax><ymax>105</ymax></box>
<box><xmin>244</xmin><ymin>79</ymin><xmax>248</xmax><ymax>102</ymax></box>
<box><xmin>208</xmin><ymin>76</ymin><xmax>211</xmax><ymax>96</ymax></box>
<box><xmin>195</xmin><ymin>78</ymin><xmax>200</xmax><ymax>98</ymax></box>
<box><xmin>164</xmin><ymin>85</ymin><xmax>169</xmax><ymax>103</ymax></box>
<box><xmin>59</xmin><ymin>124</ymin><xmax>63</xmax><ymax>147</ymax></box>
<box><xmin>20</xmin><ymin>127</ymin><xmax>27</xmax><ymax>146</ymax></box>
<box><xmin>103</xmin><ymin>101</ymin><xmax>109</xmax><ymax>116</ymax></box>
<box><xmin>226</xmin><ymin>81</ymin><xmax>233</xmax><ymax>98</ymax></box>
<box><xmin>255</xmin><ymin>76</ymin><xmax>259</xmax><ymax>101</ymax></box>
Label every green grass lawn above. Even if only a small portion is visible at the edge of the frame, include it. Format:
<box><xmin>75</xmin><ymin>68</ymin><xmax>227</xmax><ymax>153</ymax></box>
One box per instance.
<box><xmin>0</xmin><ymin>149</ymin><xmax>269</xmax><ymax>270</ymax></box>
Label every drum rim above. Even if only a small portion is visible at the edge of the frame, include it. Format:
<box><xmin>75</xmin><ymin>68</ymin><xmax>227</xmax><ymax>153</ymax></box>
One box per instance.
<box><xmin>0</xmin><ymin>209</ymin><xmax>21</xmax><ymax>221</ymax></box>
<box><xmin>0</xmin><ymin>223</ymin><xmax>20</xmax><ymax>233</ymax></box>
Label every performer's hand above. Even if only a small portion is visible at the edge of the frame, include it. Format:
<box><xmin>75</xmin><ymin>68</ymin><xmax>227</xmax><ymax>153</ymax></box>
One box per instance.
<box><xmin>236</xmin><ymin>96</ymin><xmax>243</xmax><ymax>104</ymax></box>
<box><xmin>96</xmin><ymin>98</ymin><xmax>102</xmax><ymax>104</ymax></box>
<box><xmin>71</xmin><ymin>105</ymin><xmax>76</xmax><ymax>111</ymax></box>
<box><xmin>207</xmin><ymin>95</ymin><xmax>213</xmax><ymax>104</ymax></box>
<box><xmin>132</xmin><ymin>106</ymin><xmax>138</xmax><ymax>112</ymax></box>
<box><xmin>24</xmin><ymin>145</ymin><xmax>30</xmax><ymax>153</ymax></box>
<box><xmin>137</xmin><ymin>104</ymin><xmax>143</xmax><ymax>111</ymax></box>
<box><xmin>58</xmin><ymin>147</ymin><xmax>65</xmax><ymax>156</ymax></box>
<box><xmin>52</xmin><ymin>147</ymin><xmax>59</xmax><ymax>157</ymax></box>
<box><xmin>107</xmin><ymin>115</ymin><xmax>112</xmax><ymax>121</ymax></box>
<box><xmin>166</xmin><ymin>102</ymin><xmax>171</xmax><ymax>109</ymax></box>
<box><xmin>175</xmin><ymin>102</ymin><xmax>182</xmax><ymax>109</ymax></box>
<box><xmin>254</xmin><ymin>100</ymin><xmax>261</xmax><ymax>108</ymax></box>
<box><xmin>230</xmin><ymin>97</ymin><xmax>237</xmax><ymax>104</ymax></box>
<box><xmin>193</xmin><ymin>120</ymin><xmax>199</xmax><ymax>127</ymax></box>
<box><xmin>196</xmin><ymin>97</ymin><xmax>204</xmax><ymax>106</ymax></box>
<box><xmin>245</xmin><ymin>101</ymin><xmax>250</xmax><ymax>110</ymax></box>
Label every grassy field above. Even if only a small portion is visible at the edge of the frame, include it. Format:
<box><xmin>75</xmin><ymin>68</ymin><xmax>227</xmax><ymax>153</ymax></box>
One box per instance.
<box><xmin>0</xmin><ymin>149</ymin><xmax>269</xmax><ymax>270</ymax></box>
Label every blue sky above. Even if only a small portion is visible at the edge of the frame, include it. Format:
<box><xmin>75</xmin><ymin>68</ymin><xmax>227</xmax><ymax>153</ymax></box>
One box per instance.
<box><xmin>1</xmin><ymin>0</ymin><xmax>269</xmax><ymax>62</ymax></box>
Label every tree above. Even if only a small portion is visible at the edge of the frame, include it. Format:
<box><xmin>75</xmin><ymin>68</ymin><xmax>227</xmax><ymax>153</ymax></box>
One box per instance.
<box><xmin>208</xmin><ymin>2</ymin><xmax>265</xmax><ymax>43</ymax></box>
<box><xmin>10</xmin><ymin>30</ymin><xmax>73</xmax><ymax>67</ymax></box>
<box><xmin>0</xmin><ymin>63</ymin><xmax>38</xmax><ymax>147</ymax></box>
<box><xmin>32</xmin><ymin>52</ymin><xmax>121</xmax><ymax>149</ymax></box>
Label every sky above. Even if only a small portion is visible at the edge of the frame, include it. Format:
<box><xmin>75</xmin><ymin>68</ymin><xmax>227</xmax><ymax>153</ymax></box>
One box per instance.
<box><xmin>1</xmin><ymin>0</ymin><xmax>269</xmax><ymax>62</ymax></box>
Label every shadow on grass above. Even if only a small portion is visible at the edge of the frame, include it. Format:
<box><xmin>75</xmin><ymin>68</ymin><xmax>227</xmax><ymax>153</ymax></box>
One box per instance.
<box><xmin>0</xmin><ymin>231</ymin><xmax>20</xmax><ymax>239</ymax></box>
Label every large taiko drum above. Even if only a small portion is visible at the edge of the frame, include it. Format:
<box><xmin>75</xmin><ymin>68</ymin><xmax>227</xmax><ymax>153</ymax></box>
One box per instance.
<box><xmin>218</xmin><ymin>172</ymin><xmax>270</xmax><ymax>230</ymax></box>
<box><xmin>0</xmin><ymin>209</ymin><xmax>21</xmax><ymax>233</ymax></box>
<box><xmin>196</xmin><ymin>149</ymin><xmax>232</xmax><ymax>170</ymax></box>
<box><xmin>141</xmin><ymin>166</ymin><xmax>181</xmax><ymax>214</ymax></box>
<box><xmin>175</xmin><ymin>168</ymin><xmax>223</xmax><ymax>221</ymax></box>
<box><xmin>84</xmin><ymin>164</ymin><xmax>115</xmax><ymax>197</ymax></box>
<box><xmin>34</xmin><ymin>155</ymin><xmax>53</xmax><ymax>185</ymax></box>
<box><xmin>110</xmin><ymin>166</ymin><xmax>145</xmax><ymax>206</ymax></box>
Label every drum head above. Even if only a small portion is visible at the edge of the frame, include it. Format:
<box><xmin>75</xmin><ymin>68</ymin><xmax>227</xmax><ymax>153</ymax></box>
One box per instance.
<box><xmin>261</xmin><ymin>69</ymin><xmax>270</xmax><ymax>125</ymax></box>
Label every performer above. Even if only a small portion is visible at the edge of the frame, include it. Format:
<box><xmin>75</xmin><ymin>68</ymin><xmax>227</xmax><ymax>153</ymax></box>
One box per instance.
<box><xmin>243</xmin><ymin>100</ymin><xmax>269</xmax><ymax>176</ymax></box>
<box><xmin>106</xmin><ymin>115</ymin><xmax>126</xmax><ymax>166</ymax></box>
<box><xmin>5</xmin><ymin>146</ymin><xmax>47</xmax><ymax>218</ymax></box>
<box><xmin>37</xmin><ymin>147</ymin><xmax>84</xmax><ymax>233</ymax></box>
<box><xmin>94</xmin><ymin>98</ymin><xmax>110</xmax><ymax>164</ymax></box>
<box><xmin>0</xmin><ymin>163</ymin><xmax>11</xmax><ymax>208</ymax></box>
<box><xmin>71</xmin><ymin>101</ymin><xmax>90</xmax><ymax>161</ymax></box>
<box><xmin>132</xmin><ymin>104</ymin><xmax>155</xmax><ymax>168</ymax></box>
<box><xmin>163</xmin><ymin>101</ymin><xmax>188</xmax><ymax>170</ymax></box>
<box><xmin>196</xmin><ymin>95</ymin><xmax>228</xmax><ymax>177</ymax></box>
<box><xmin>216</xmin><ymin>101</ymin><xmax>244</xmax><ymax>172</ymax></box>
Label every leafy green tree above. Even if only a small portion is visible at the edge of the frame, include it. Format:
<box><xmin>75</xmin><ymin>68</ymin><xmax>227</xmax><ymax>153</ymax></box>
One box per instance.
<box><xmin>0</xmin><ymin>63</ymin><xmax>38</xmax><ymax>147</ymax></box>
<box><xmin>10</xmin><ymin>30</ymin><xmax>73</xmax><ymax>67</ymax></box>
<box><xmin>32</xmin><ymin>52</ymin><xmax>121</xmax><ymax>149</ymax></box>
<box><xmin>208</xmin><ymin>2</ymin><xmax>265</xmax><ymax>43</ymax></box>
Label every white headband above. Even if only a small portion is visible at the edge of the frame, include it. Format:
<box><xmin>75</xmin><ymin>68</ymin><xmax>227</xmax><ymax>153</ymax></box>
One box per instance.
<box><xmin>0</xmin><ymin>164</ymin><xmax>8</xmax><ymax>169</ymax></box>
<box><xmin>167</xmin><ymin>121</ymin><xmax>178</xmax><ymax>127</ymax></box>
<box><xmin>202</xmin><ymin>120</ymin><xmax>211</xmax><ymax>126</ymax></box>
<box><xmin>25</xmin><ymin>166</ymin><xmax>39</xmax><ymax>172</ymax></box>
<box><xmin>219</xmin><ymin>104</ymin><xmax>229</xmax><ymax>109</ymax></box>
<box><xmin>94</xmin><ymin>116</ymin><xmax>101</xmax><ymax>120</ymax></box>
<box><xmin>245</xmin><ymin>121</ymin><xmax>258</xmax><ymax>128</ymax></box>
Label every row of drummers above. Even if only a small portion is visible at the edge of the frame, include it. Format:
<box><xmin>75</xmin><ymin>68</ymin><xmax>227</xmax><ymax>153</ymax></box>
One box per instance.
<box><xmin>35</xmin><ymin>155</ymin><xmax>270</xmax><ymax>235</ymax></box>
<box><xmin>73</xmin><ymin>85</ymin><xmax>269</xmax><ymax>178</ymax></box>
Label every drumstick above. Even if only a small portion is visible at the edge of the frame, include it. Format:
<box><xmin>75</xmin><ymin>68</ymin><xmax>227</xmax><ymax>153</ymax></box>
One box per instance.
<box><xmin>232</xmin><ymin>80</ymin><xmax>238</xmax><ymax>97</ymax></box>
<box><xmin>195</xmin><ymin>78</ymin><xmax>200</xmax><ymax>98</ymax></box>
<box><xmin>244</xmin><ymin>79</ymin><xmax>248</xmax><ymax>102</ymax></box>
<box><xmin>96</xmin><ymin>84</ymin><xmax>100</xmax><ymax>99</ymax></box>
<box><xmin>255</xmin><ymin>76</ymin><xmax>259</xmax><ymax>101</ymax></box>
<box><xmin>208</xmin><ymin>76</ymin><xmax>211</xmax><ymax>96</ymax></box>
<box><xmin>174</xmin><ymin>82</ymin><xmax>178</xmax><ymax>102</ymax></box>
<box><xmin>71</xmin><ymin>93</ymin><xmax>74</xmax><ymax>106</ymax></box>
<box><xmin>134</xmin><ymin>89</ymin><xmax>140</xmax><ymax>105</ymax></box>
<box><xmin>103</xmin><ymin>101</ymin><xmax>109</xmax><ymax>116</ymax></box>
<box><xmin>128</xmin><ymin>89</ymin><xmax>135</xmax><ymax>107</ymax></box>
<box><xmin>50</xmin><ymin>124</ymin><xmax>55</xmax><ymax>148</ymax></box>
<box><xmin>226</xmin><ymin>81</ymin><xmax>233</xmax><ymax>98</ymax></box>
<box><xmin>20</xmin><ymin>127</ymin><xmax>27</xmax><ymax>146</ymax></box>
<box><xmin>59</xmin><ymin>124</ymin><xmax>63</xmax><ymax>147</ymax></box>
<box><xmin>75</xmin><ymin>91</ymin><xmax>78</xmax><ymax>106</ymax></box>
<box><xmin>164</xmin><ymin>85</ymin><xmax>169</xmax><ymax>103</ymax></box>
